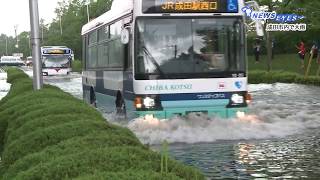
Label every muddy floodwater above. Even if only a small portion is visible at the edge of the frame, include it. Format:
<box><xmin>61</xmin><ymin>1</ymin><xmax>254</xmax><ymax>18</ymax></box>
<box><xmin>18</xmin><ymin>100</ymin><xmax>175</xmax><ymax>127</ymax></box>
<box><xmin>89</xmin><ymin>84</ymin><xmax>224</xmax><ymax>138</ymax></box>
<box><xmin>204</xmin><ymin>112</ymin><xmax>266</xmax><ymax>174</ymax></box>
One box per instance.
<box><xmin>21</xmin><ymin>69</ymin><xmax>320</xmax><ymax>179</ymax></box>
<box><xmin>129</xmin><ymin>84</ymin><xmax>320</xmax><ymax>179</ymax></box>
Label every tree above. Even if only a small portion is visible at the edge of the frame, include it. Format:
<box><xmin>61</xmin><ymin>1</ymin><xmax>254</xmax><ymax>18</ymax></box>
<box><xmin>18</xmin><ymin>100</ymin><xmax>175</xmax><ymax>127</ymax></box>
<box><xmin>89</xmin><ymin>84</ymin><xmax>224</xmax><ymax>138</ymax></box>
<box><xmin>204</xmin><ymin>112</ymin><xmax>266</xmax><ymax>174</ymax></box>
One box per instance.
<box><xmin>249</xmin><ymin>0</ymin><xmax>320</xmax><ymax>71</ymax></box>
<box><xmin>17</xmin><ymin>32</ymin><xmax>32</xmax><ymax>57</ymax></box>
<box><xmin>42</xmin><ymin>0</ymin><xmax>112</xmax><ymax>59</ymax></box>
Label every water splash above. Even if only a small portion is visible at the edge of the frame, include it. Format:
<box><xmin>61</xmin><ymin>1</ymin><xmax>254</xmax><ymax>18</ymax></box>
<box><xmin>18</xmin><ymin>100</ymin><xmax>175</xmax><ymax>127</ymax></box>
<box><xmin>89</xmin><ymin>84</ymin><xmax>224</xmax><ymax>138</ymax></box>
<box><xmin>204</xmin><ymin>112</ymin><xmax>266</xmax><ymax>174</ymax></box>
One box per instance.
<box><xmin>128</xmin><ymin>105</ymin><xmax>320</xmax><ymax>145</ymax></box>
<box><xmin>127</xmin><ymin>84</ymin><xmax>320</xmax><ymax>145</ymax></box>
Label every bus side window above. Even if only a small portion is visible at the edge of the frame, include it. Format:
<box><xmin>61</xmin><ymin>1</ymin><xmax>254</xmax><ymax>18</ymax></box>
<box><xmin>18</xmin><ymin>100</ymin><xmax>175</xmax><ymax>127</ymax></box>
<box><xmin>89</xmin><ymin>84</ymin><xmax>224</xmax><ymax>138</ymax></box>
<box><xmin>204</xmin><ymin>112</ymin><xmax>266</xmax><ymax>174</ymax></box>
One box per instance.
<box><xmin>83</xmin><ymin>36</ymin><xmax>87</xmax><ymax>70</ymax></box>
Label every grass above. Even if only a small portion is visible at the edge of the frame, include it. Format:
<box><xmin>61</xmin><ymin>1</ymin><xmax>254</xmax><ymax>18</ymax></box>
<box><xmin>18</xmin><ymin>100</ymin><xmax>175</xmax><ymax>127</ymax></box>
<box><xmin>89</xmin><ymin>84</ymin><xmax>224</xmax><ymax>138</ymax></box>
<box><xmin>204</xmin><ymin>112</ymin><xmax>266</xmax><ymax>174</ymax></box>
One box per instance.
<box><xmin>248</xmin><ymin>53</ymin><xmax>320</xmax><ymax>85</ymax></box>
<box><xmin>248</xmin><ymin>70</ymin><xmax>320</xmax><ymax>85</ymax></box>
<box><xmin>0</xmin><ymin>68</ymin><xmax>204</xmax><ymax>180</ymax></box>
<box><xmin>248</xmin><ymin>53</ymin><xmax>320</xmax><ymax>76</ymax></box>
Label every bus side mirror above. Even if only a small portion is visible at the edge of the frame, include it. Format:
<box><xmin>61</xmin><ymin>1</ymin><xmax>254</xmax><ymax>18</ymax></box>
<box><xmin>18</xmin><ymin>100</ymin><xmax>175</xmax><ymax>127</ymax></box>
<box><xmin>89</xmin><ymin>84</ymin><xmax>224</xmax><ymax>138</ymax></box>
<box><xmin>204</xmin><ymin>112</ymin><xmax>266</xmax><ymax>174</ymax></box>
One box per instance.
<box><xmin>120</xmin><ymin>28</ymin><xmax>130</xmax><ymax>44</ymax></box>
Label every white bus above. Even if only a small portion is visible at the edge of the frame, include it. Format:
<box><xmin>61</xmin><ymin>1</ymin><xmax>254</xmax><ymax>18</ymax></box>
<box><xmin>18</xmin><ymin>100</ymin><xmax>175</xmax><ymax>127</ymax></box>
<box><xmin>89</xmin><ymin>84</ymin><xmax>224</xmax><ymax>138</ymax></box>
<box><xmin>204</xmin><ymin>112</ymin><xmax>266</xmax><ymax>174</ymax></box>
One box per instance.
<box><xmin>41</xmin><ymin>46</ymin><xmax>73</xmax><ymax>76</ymax></box>
<box><xmin>0</xmin><ymin>56</ymin><xmax>24</xmax><ymax>66</ymax></box>
<box><xmin>82</xmin><ymin>0</ymin><xmax>252</xmax><ymax>119</ymax></box>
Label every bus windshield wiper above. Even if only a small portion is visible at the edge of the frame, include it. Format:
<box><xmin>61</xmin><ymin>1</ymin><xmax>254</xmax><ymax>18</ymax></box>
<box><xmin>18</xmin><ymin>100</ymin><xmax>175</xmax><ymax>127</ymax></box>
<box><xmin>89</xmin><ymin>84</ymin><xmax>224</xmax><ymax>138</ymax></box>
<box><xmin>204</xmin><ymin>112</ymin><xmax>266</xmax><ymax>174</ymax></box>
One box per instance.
<box><xmin>142</xmin><ymin>46</ymin><xmax>166</xmax><ymax>78</ymax></box>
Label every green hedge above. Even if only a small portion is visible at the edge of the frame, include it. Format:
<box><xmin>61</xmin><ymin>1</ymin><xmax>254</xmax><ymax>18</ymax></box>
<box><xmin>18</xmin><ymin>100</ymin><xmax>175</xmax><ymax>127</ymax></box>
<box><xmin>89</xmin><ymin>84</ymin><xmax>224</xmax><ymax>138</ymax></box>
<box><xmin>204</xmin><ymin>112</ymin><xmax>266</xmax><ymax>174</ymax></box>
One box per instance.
<box><xmin>0</xmin><ymin>68</ymin><xmax>204</xmax><ymax>180</ymax></box>
<box><xmin>249</xmin><ymin>70</ymin><xmax>320</xmax><ymax>86</ymax></box>
<box><xmin>72</xmin><ymin>60</ymin><xmax>82</xmax><ymax>72</ymax></box>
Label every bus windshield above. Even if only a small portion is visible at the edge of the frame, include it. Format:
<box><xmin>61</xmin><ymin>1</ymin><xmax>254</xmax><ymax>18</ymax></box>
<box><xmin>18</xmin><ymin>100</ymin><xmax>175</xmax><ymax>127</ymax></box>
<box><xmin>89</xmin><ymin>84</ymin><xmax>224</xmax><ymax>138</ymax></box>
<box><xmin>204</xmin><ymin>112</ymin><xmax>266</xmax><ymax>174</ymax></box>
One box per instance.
<box><xmin>42</xmin><ymin>55</ymin><xmax>70</xmax><ymax>68</ymax></box>
<box><xmin>135</xmin><ymin>18</ymin><xmax>245</xmax><ymax>80</ymax></box>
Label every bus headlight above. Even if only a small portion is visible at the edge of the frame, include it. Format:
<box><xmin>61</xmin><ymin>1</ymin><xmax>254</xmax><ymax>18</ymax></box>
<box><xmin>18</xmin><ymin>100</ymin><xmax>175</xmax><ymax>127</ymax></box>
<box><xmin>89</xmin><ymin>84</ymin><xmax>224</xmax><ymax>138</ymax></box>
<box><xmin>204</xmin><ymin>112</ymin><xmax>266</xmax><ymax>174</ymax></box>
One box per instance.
<box><xmin>236</xmin><ymin>111</ymin><xmax>246</xmax><ymax>118</ymax></box>
<box><xmin>143</xmin><ymin>97</ymin><xmax>155</xmax><ymax>108</ymax></box>
<box><xmin>231</xmin><ymin>94</ymin><xmax>244</xmax><ymax>104</ymax></box>
<box><xmin>135</xmin><ymin>95</ymin><xmax>161</xmax><ymax>110</ymax></box>
<box><xmin>245</xmin><ymin>93</ymin><xmax>252</xmax><ymax>104</ymax></box>
<box><xmin>135</xmin><ymin>97</ymin><xmax>143</xmax><ymax>109</ymax></box>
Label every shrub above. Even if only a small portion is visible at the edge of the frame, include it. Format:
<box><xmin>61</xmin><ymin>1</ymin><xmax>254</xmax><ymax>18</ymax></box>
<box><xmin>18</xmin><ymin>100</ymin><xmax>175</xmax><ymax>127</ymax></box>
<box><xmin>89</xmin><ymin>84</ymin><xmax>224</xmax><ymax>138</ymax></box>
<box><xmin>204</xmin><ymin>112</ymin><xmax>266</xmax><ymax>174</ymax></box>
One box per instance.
<box><xmin>249</xmin><ymin>70</ymin><xmax>320</xmax><ymax>86</ymax></box>
<box><xmin>0</xmin><ymin>68</ymin><xmax>204</xmax><ymax>180</ymax></box>
<box><xmin>10</xmin><ymin>146</ymin><xmax>200</xmax><ymax>180</ymax></box>
<box><xmin>73</xmin><ymin>170</ymin><xmax>182</xmax><ymax>180</ymax></box>
<box><xmin>3</xmin><ymin>132</ymin><xmax>143</xmax><ymax>179</ymax></box>
<box><xmin>72</xmin><ymin>60</ymin><xmax>82</xmax><ymax>72</ymax></box>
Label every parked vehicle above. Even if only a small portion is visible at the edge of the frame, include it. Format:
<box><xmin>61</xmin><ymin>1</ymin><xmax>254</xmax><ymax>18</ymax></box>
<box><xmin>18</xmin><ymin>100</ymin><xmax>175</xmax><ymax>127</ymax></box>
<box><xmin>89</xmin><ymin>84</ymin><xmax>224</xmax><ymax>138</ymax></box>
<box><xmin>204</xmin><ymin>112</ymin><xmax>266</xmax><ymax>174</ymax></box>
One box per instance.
<box><xmin>0</xmin><ymin>56</ymin><xmax>25</xmax><ymax>66</ymax></box>
<box><xmin>25</xmin><ymin>56</ymin><xmax>33</xmax><ymax>66</ymax></box>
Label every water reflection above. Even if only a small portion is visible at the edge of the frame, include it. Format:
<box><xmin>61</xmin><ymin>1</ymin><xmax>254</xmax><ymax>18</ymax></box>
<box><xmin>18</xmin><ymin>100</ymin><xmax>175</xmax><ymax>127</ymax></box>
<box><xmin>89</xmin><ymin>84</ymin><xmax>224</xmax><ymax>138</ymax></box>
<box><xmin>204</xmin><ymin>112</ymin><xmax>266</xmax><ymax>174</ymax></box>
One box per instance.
<box><xmin>163</xmin><ymin>130</ymin><xmax>320</xmax><ymax>179</ymax></box>
<box><xmin>234</xmin><ymin>132</ymin><xmax>320</xmax><ymax>179</ymax></box>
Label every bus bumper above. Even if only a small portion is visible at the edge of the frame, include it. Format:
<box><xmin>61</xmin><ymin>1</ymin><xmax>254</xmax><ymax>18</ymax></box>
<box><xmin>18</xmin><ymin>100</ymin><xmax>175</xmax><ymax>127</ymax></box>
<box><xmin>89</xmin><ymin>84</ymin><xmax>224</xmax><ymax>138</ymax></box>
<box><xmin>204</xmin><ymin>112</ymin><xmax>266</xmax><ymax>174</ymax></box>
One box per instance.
<box><xmin>42</xmin><ymin>68</ymin><xmax>71</xmax><ymax>75</ymax></box>
<box><xmin>135</xmin><ymin>107</ymin><xmax>248</xmax><ymax>119</ymax></box>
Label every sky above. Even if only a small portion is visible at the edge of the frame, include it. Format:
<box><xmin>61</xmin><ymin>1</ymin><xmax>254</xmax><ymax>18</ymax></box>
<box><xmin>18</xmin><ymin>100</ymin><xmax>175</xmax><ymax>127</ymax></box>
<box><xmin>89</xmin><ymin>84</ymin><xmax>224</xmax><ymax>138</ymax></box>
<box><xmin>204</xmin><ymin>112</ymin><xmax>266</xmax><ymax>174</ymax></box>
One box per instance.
<box><xmin>0</xmin><ymin>0</ymin><xmax>60</xmax><ymax>37</ymax></box>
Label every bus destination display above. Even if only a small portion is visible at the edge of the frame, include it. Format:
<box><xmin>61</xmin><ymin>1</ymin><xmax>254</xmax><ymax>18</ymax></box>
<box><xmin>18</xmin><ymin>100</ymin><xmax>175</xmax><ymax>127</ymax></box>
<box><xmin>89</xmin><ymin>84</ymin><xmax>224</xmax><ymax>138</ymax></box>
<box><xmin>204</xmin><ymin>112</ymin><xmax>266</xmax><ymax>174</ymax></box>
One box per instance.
<box><xmin>43</xmin><ymin>49</ymin><xmax>70</xmax><ymax>54</ymax></box>
<box><xmin>142</xmin><ymin>0</ymin><xmax>238</xmax><ymax>13</ymax></box>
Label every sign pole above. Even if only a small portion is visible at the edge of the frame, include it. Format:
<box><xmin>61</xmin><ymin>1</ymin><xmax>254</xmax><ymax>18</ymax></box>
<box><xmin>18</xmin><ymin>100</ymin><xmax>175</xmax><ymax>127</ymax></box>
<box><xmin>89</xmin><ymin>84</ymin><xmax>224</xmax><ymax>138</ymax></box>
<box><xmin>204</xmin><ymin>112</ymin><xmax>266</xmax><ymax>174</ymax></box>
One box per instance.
<box><xmin>304</xmin><ymin>52</ymin><xmax>314</xmax><ymax>78</ymax></box>
<box><xmin>316</xmin><ymin>63</ymin><xmax>320</xmax><ymax>76</ymax></box>
<box><xmin>29</xmin><ymin>0</ymin><xmax>43</xmax><ymax>90</ymax></box>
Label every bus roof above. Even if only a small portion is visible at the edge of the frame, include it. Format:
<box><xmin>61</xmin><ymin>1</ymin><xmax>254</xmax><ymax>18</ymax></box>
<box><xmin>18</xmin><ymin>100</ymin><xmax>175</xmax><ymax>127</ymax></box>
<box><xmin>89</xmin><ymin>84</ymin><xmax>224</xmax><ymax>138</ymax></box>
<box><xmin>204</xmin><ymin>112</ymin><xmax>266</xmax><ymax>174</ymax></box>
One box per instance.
<box><xmin>41</xmin><ymin>46</ymin><xmax>68</xmax><ymax>49</ymax></box>
<box><xmin>81</xmin><ymin>0</ymin><xmax>133</xmax><ymax>35</ymax></box>
<box><xmin>81</xmin><ymin>0</ymin><xmax>245</xmax><ymax>35</ymax></box>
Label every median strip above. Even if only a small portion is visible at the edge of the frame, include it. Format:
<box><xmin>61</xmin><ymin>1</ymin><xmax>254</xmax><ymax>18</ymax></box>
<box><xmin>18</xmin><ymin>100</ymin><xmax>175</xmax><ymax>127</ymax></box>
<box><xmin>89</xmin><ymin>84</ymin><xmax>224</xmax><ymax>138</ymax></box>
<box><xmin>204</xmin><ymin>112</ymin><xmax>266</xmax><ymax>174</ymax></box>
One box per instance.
<box><xmin>0</xmin><ymin>68</ymin><xmax>204</xmax><ymax>180</ymax></box>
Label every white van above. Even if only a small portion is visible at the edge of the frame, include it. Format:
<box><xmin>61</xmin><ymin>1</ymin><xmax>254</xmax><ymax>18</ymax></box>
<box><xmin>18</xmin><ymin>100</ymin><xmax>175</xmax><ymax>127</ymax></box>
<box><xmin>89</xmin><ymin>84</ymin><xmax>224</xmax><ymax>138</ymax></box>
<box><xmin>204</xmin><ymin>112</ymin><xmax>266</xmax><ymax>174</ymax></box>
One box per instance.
<box><xmin>0</xmin><ymin>56</ymin><xmax>25</xmax><ymax>66</ymax></box>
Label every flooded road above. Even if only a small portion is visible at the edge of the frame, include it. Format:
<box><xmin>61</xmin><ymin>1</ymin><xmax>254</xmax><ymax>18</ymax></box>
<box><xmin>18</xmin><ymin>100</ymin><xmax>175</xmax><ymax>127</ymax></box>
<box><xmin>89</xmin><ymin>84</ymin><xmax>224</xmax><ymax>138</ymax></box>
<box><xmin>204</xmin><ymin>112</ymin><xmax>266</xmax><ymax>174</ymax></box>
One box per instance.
<box><xmin>44</xmin><ymin>74</ymin><xmax>83</xmax><ymax>99</ymax></box>
<box><xmin>0</xmin><ymin>68</ymin><xmax>10</xmax><ymax>101</ymax></box>
<box><xmin>7</xmin><ymin>69</ymin><xmax>320</xmax><ymax>179</ymax></box>
<box><xmin>131</xmin><ymin>83</ymin><xmax>320</xmax><ymax>179</ymax></box>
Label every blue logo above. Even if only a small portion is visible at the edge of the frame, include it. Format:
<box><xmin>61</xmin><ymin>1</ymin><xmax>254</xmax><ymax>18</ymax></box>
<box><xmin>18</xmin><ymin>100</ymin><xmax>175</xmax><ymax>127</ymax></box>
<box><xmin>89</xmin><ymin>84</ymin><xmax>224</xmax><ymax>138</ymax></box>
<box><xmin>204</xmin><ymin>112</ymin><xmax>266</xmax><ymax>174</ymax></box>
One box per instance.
<box><xmin>241</xmin><ymin>6</ymin><xmax>304</xmax><ymax>23</ymax></box>
<box><xmin>227</xmin><ymin>0</ymin><xmax>238</xmax><ymax>12</ymax></box>
<box><xmin>235</xmin><ymin>81</ymin><xmax>243</xmax><ymax>89</ymax></box>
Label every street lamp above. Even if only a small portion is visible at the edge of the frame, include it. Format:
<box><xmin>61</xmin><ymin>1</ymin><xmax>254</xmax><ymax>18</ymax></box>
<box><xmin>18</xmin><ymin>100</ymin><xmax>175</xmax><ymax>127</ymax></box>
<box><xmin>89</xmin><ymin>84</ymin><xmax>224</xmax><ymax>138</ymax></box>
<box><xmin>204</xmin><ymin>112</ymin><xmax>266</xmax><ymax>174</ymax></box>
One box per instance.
<box><xmin>14</xmin><ymin>25</ymin><xmax>19</xmax><ymax>49</ymax></box>
<box><xmin>85</xmin><ymin>0</ymin><xmax>97</xmax><ymax>23</ymax></box>
<box><xmin>85</xmin><ymin>0</ymin><xmax>90</xmax><ymax>23</ymax></box>
<box><xmin>26</xmin><ymin>34</ymin><xmax>31</xmax><ymax>56</ymax></box>
<box><xmin>56</xmin><ymin>11</ymin><xmax>63</xmax><ymax>36</ymax></box>
<box><xmin>5</xmin><ymin>37</ymin><xmax>8</xmax><ymax>55</ymax></box>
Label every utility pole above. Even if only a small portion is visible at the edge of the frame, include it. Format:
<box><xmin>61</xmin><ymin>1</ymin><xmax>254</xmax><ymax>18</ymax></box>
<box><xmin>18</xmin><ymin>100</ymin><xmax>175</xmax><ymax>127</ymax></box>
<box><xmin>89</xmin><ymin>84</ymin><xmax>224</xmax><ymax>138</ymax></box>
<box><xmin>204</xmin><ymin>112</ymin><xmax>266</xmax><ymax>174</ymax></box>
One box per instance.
<box><xmin>40</xmin><ymin>19</ymin><xmax>45</xmax><ymax>43</ymax></box>
<box><xmin>59</xmin><ymin>14</ymin><xmax>63</xmax><ymax>35</ymax></box>
<box><xmin>5</xmin><ymin>36</ymin><xmax>8</xmax><ymax>55</ymax></box>
<box><xmin>41</xmin><ymin>26</ymin><xmax>44</xmax><ymax>43</ymax></box>
<box><xmin>29</xmin><ymin>0</ymin><xmax>43</xmax><ymax>90</ymax></box>
<box><xmin>85</xmin><ymin>0</ymin><xmax>90</xmax><ymax>23</ymax></box>
<box><xmin>14</xmin><ymin>25</ymin><xmax>19</xmax><ymax>49</ymax></box>
<box><xmin>27</xmin><ymin>34</ymin><xmax>31</xmax><ymax>56</ymax></box>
